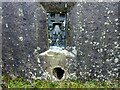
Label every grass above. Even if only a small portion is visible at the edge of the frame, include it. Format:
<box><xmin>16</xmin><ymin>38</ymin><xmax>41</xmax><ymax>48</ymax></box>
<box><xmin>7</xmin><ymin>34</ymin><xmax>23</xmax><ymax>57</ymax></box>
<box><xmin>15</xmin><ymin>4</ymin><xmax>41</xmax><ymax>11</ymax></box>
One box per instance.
<box><xmin>1</xmin><ymin>75</ymin><xmax>120</xmax><ymax>88</ymax></box>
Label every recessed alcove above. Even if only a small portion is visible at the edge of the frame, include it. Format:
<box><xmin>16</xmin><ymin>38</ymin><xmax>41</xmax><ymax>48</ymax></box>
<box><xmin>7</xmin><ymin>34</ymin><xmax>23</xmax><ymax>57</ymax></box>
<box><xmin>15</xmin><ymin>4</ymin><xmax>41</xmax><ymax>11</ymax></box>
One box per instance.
<box><xmin>40</xmin><ymin>2</ymin><xmax>76</xmax><ymax>48</ymax></box>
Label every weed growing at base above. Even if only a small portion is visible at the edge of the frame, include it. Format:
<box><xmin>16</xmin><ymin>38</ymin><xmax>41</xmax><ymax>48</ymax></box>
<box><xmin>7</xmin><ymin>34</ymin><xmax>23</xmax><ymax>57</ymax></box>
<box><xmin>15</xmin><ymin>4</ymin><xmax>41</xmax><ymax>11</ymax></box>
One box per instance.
<box><xmin>1</xmin><ymin>76</ymin><xmax>119</xmax><ymax>88</ymax></box>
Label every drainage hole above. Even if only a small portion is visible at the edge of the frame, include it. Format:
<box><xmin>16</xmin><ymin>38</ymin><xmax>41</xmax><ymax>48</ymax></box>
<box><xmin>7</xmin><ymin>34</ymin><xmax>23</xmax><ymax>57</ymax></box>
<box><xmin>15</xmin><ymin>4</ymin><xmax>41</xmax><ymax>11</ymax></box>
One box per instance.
<box><xmin>53</xmin><ymin>67</ymin><xmax>65</xmax><ymax>80</ymax></box>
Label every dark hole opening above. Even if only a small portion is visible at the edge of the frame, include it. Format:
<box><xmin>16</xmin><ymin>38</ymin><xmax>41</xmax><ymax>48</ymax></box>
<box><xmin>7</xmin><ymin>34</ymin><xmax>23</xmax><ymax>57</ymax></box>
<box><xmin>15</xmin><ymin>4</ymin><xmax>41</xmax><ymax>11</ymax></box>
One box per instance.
<box><xmin>53</xmin><ymin>67</ymin><xmax>65</xmax><ymax>80</ymax></box>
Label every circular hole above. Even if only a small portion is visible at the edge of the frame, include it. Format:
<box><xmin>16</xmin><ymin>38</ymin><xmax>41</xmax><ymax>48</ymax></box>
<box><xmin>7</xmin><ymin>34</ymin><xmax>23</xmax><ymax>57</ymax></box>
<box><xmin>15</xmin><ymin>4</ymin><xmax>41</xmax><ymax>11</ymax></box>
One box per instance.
<box><xmin>53</xmin><ymin>67</ymin><xmax>65</xmax><ymax>80</ymax></box>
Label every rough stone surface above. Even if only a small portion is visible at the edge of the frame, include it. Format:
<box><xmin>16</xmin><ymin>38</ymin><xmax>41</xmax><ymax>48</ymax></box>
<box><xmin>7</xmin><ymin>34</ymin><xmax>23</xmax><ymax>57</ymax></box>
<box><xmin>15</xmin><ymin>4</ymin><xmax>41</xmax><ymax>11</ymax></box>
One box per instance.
<box><xmin>40</xmin><ymin>2</ymin><xmax>76</xmax><ymax>13</ymax></box>
<box><xmin>2</xmin><ymin>2</ymin><xmax>120</xmax><ymax>81</ymax></box>
<box><xmin>38</xmin><ymin>48</ymin><xmax>76</xmax><ymax>81</ymax></box>
<box><xmin>69</xmin><ymin>2</ymin><xmax>120</xmax><ymax>81</ymax></box>
<box><xmin>0</xmin><ymin>2</ymin><xmax>2</xmax><ymax>84</ymax></box>
<box><xmin>2</xmin><ymin>2</ymin><xmax>48</xmax><ymax>80</ymax></box>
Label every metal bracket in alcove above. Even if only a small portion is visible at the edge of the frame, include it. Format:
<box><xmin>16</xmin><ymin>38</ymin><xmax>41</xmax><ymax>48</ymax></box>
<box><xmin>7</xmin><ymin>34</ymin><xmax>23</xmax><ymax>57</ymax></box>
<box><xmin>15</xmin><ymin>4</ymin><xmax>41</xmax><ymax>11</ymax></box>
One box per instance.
<box><xmin>47</xmin><ymin>13</ymin><xmax>67</xmax><ymax>48</ymax></box>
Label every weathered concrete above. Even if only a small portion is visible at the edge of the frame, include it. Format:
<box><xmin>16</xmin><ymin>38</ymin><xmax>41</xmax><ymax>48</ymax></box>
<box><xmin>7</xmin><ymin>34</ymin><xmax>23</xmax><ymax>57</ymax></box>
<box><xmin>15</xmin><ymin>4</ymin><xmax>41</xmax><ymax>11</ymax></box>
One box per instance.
<box><xmin>2</xmin><ymin>2</ymin><xmax>120</xmax><ymax>81</ymax></box>
<box><xmin>38</xmin><ymin>47</ymin><xmax>76</xmax><ymax>81</ymax></box>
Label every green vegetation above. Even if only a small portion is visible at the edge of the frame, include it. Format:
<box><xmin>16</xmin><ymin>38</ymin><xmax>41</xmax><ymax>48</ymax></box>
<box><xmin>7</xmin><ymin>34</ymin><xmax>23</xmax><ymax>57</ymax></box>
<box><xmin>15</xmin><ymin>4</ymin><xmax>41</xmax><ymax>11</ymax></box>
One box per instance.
<box><xmin>1</xmin><ymin>75</ymin><xmax>119</xmax><ymax>88</ymax></box>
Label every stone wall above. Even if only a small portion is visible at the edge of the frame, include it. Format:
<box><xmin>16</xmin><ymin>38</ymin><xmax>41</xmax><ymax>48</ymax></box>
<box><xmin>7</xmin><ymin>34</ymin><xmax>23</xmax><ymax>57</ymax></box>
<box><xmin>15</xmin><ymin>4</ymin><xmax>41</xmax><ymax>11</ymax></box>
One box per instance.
<box><xmin>2</xmin><ymin>2</ymin><xmax>120</xmax><ymax>81</ymax></box>
<box><xmin>69</xmin><ymin>2</ymin><xmax>120</xmax><ymax>81</ymax></box>
<box><xmin>2</xmin><ymin>2</ymin><xmax>48</xmax><ymax>80</ymax></box>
